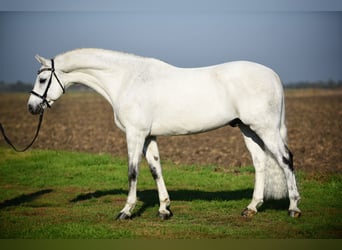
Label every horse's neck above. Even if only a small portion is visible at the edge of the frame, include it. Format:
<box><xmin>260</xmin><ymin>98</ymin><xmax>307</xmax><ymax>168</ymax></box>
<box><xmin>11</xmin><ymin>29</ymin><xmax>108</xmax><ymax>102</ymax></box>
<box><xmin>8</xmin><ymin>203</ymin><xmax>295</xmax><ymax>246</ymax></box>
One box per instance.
<box><xmin>56</xmin><ymin>49</ymin><xmax>145</xmax><ymax>105</ymax></box>
<box><xmin>59</xmin><ymin>50</ymin><xmax>126</xmax><ymax>70</ymax></box>
<box><xmin>64</xmin><ymin>70</ymin><xmax>114</xmax><ymax>103</ymax></box>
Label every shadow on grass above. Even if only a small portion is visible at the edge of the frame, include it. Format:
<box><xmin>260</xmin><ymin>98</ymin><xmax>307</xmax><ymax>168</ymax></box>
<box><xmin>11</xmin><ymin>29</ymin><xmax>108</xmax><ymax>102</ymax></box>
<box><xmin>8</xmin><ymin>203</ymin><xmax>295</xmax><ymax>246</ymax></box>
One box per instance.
<box><xmin>71</xmin><ymin>188</ymin><xmax>290</xmax><ymax>217</ymax></box>
<box><xmin>0</xmin><ymin>189</ymin><xmax>53</xmax><ymax>209</ymax></box>
<box><xmin>0</xmin><ymin>188</ymin><xmax>289</xmax><ymax>216</ymax></box>
<box><xmin>70</xmin><ymin>188</ymin><xmax>257</xmax><ymax>217</ymax></box>
<box><xmin>259</xmin><ymin>198</ymin><xmax>290</xmax><ymax>212</ymax></box>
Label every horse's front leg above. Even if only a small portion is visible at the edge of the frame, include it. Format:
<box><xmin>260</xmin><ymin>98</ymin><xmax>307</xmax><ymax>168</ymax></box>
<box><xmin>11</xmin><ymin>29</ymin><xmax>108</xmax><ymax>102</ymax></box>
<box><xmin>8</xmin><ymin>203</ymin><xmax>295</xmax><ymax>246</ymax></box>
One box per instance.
<box><xmin>143</xmin><ymin>136</ymin><xmax>172</xmax><ymax>220</ymax></box>
<box><xmin>116</xmin><ymin>128</ymin><xmax>146</xmax><ymax>220</ymax></box>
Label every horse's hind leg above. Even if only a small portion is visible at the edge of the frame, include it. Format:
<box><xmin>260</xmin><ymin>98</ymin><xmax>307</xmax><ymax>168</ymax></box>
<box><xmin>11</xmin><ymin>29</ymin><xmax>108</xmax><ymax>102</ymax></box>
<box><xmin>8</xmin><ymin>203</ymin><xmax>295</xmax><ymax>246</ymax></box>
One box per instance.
<box><xmin>143</xmin><ymin>136</ymin><xmax>172</xmax><ymax>220</ymax></box>
<box><xmin>239</xmin><ymin>123</ymin><xmax>267</xmax><ymax>217</ymax></box>
<box><xmin>257</xmin><ymin>128</ymin><xmax>301</xmax><ymax>217</ymax></box>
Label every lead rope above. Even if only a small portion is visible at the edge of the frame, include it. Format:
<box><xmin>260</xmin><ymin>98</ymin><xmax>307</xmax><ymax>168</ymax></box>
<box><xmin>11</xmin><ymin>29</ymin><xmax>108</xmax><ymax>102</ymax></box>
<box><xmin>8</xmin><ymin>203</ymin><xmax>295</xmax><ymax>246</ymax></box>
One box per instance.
<box><xmin>0</xmin><ymin>111</ymin><xmax>44</xmax><ymax>152</ymax></box>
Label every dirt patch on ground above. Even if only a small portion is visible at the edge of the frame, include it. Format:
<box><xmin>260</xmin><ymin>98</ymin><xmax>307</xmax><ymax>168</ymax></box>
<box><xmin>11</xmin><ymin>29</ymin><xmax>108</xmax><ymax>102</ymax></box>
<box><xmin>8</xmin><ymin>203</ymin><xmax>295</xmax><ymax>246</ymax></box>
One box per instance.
<box><xmin>1</xmin><ymin>89</ymin><xmax>341</xmax><ymax>176</ymax></box>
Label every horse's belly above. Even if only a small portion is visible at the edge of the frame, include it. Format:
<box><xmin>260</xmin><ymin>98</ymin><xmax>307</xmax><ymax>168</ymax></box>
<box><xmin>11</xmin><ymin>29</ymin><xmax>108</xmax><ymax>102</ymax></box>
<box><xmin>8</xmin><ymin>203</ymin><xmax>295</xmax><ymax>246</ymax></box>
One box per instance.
<box><xmin>148</xmin><ymin>80</ymin><xmax>236</xmax><ymax>135</ymax></box>
<box><xmin>150</xmin><ymin>103</ymin><xmax>235</xmax><ymax>136</ymax></box>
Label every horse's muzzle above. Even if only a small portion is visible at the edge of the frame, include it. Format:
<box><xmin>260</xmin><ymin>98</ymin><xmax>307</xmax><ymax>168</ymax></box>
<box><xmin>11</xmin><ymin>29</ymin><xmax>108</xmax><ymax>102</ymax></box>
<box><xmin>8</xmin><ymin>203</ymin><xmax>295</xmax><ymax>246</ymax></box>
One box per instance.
<box><xmin>28</xmin><ymin>103</ymin><xmax>45</xmax><ymax>115</ymax></box>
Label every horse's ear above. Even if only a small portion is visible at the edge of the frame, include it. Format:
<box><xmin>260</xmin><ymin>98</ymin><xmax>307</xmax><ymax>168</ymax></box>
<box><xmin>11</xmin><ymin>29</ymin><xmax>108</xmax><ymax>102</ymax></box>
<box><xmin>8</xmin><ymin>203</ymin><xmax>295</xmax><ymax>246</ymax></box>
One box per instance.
<box><xmin>35</xmin><ymin>54</ymin><xmax>49</xmax><ymax>66</ymax></box>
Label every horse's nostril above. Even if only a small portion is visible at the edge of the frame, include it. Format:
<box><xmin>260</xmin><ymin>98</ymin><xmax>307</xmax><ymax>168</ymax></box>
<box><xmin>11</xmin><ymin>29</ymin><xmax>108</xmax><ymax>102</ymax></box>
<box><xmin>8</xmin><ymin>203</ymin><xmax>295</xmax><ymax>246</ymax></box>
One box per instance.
<box><xmin>28</xmin><ymin>104</ymin><xmax>37</xmax><ymax>114</ymax></box>
<box><xmin>28</xmin><ymin>104</ymin><xmax>33</xmax><ymax>113</ymax></box>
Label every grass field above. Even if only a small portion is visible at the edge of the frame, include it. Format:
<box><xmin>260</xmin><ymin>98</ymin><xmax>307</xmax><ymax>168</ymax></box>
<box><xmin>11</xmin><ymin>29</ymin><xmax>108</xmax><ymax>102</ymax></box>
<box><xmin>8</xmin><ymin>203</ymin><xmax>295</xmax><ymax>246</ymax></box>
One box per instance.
<box><xmin>0</xmin><ymin>147</ymin><xmax>341</xmax><ymax>239</ymax></box>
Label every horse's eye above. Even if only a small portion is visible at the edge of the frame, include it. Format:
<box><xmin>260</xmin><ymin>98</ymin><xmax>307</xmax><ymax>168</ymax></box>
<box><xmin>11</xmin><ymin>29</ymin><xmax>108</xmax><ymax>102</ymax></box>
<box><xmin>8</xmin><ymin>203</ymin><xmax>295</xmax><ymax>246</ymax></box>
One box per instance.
<box><xmin>39</xmin><ymin>78</ymin><xmax>46</xmax><ymax>84</ymax></box>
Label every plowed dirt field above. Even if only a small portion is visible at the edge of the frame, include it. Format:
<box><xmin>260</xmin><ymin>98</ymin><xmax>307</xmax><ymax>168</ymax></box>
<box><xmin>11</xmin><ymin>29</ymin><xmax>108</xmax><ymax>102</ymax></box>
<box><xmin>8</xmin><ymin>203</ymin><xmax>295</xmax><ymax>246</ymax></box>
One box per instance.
<box><xmin>1</xmin><ymin>88</ymin><xmax>341</xmax><ymax>177</ymax></box>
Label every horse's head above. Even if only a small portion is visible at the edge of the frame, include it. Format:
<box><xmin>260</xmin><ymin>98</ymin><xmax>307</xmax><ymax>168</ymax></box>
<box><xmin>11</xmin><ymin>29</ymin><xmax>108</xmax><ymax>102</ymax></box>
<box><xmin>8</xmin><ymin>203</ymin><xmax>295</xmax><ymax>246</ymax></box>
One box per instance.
<box><xmin>28</xmin><ymin>55</ymin><xmax>65</xmax><ymax>115</ymax></box>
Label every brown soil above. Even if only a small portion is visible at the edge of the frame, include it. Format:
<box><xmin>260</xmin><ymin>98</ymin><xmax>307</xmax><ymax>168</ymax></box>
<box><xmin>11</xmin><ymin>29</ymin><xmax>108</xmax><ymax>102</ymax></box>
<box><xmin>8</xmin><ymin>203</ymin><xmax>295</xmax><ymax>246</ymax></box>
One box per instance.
<box><xmin>1</xmin><ymin>89</ymin><xmax>341</xmax><ymax>176</ymax></box>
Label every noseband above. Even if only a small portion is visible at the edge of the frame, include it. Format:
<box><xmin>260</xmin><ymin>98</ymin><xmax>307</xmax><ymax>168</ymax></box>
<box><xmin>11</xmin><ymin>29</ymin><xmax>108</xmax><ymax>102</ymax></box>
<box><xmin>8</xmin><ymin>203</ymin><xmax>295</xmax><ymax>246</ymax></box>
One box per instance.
<box><xmin>30</xmin><ymin>59</ymin><xmax>65</xmax><ymax>108</ymax></box>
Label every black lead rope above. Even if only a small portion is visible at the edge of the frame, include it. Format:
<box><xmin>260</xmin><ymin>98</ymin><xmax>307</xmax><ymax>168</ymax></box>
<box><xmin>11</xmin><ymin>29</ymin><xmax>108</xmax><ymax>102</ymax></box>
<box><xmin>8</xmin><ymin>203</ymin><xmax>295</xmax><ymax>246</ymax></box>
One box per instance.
<box><xmin>0</xmin><ymin>111</ymin><xmax>44</xmax><ymax>152</ymax></box>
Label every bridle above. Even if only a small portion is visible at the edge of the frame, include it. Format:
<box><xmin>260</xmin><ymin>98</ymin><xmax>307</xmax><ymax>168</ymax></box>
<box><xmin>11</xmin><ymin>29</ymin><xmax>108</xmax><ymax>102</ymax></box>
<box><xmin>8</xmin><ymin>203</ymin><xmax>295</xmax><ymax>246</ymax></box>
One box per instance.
<box><xmin>0</xmin><ymin>59</ymin><xmax>65</xmax><ymax>152</ymax></box>
<box><xmin>30</xmin><ymin>58</ymin><xmax>65</xmax><ymax>109</ymax></box>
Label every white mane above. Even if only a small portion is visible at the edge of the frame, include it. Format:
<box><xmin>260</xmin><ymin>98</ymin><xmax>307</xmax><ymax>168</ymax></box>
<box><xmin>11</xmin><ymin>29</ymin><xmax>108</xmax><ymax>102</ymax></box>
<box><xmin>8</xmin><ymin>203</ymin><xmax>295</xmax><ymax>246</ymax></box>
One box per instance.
<box><xmin>55</xmin><ymin>48</ymin><xmax>164</xmax><ymax>72</ymax></box>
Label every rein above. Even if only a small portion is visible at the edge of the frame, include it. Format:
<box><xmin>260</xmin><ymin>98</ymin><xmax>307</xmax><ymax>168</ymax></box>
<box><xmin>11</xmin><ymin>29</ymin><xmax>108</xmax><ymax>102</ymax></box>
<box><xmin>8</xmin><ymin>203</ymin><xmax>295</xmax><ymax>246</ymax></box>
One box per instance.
<box><xmin>0</xmin><ymin>59</ymin><xmax>64</xmax><ymax>152</ymax></box>
<box><xmin>0</xmin><ymin>112</ymin><xmax>44</xmax><ymax>152</ymax></box>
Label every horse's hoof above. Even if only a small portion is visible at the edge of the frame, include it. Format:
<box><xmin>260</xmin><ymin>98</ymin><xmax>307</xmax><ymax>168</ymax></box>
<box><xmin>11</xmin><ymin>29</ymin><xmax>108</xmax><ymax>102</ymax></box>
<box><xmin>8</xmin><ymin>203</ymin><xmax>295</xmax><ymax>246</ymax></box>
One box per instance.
<box><xmin>158</xmin><ymin>212</ymin><xmax>172</xmax><ymax>220</ymax></box>
<box><xmin>241</xmin><ymin>208</ymin><xmax>257</xmax><ymax>218</ymax></box>
<box><xmin>288</xmin><ymin>210</ymin><xmax>301</xmax><ymax>218</ymax></box>
<box><xmin>158</xmin><ymin>206</ymin><xmax>173</xmax><ymax>220</ymax></box>
<box><xmin>158</xmin><ymin>211</ymin><xmax>173</xmax><ymax>220</ymax></box>
<box><xmin>116</xmin><ymin>212</ymin><xmax>131</xmax><ymax>220</ymax></box>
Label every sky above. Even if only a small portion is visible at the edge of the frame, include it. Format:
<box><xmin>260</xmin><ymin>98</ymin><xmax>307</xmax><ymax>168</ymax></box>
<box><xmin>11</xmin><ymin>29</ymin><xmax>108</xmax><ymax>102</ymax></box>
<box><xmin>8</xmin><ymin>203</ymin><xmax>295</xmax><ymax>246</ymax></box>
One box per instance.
<box><xmin>0</xmin><ymin>0</ymin><xmax>341</xmax><ymax>84</ymax></box>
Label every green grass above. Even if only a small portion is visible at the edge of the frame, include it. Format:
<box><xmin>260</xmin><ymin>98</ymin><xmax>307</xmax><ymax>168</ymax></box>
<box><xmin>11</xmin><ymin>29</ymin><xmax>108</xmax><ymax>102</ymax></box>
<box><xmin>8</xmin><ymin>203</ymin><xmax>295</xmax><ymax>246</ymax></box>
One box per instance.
<box><xmin>0</xmin><ymin>147</ymin><xmax>341</xmax><ymax>239</ymax></box>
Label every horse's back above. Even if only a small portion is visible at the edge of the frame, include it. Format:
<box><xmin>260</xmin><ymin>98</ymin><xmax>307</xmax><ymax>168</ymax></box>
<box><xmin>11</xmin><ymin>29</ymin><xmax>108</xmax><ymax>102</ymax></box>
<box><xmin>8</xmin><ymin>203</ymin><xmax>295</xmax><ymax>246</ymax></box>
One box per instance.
<box><xmin>151</xmin><ymin>61</ymin><xmax>282</xmax><ymax>135</ymax></box>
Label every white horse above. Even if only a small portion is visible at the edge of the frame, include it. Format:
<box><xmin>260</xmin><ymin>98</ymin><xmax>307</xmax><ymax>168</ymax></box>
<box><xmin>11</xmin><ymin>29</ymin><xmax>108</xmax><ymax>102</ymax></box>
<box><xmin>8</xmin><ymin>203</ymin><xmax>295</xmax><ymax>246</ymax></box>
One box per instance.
<box><xmin>28</xmin><ymin>48</ymin><xmax>301</xmax><ymax>220</ymax></box>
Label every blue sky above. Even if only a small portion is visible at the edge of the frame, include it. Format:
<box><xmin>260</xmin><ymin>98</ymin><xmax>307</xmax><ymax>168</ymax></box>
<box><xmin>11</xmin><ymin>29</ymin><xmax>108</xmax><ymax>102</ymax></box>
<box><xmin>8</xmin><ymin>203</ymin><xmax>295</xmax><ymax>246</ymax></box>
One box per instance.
<box><xmin>0</xmin><ymin>0</ymin><xmax>341</xmax><ymax>84</ymax></box>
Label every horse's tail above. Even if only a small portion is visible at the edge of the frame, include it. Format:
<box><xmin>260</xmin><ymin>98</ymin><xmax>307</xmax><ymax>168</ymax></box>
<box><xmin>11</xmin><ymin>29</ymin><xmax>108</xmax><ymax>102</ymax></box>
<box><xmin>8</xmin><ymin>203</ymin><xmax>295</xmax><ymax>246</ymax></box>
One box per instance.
<box><xmin>263</xmin><ymin>87</ymin><xmax>289</xmax><ymax>200</ymax></box>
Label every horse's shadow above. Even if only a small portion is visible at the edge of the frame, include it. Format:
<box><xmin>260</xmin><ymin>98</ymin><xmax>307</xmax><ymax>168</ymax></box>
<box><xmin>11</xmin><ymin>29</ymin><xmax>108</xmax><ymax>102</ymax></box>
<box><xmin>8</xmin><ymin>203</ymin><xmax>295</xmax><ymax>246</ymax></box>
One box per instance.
<box><xmin>0</xmin><ymin>189</ymin><xmax>53</xmax><ymax>209</ymax></box>
<box><xmin>70</xmin><ymin>188</ymin><xmax>289</xmax><ymax>217</ymax></box>
<box><xmin>0</xmin><ymin>188</ymin><xmax>289</xmax><ymax>216</ymax></box>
